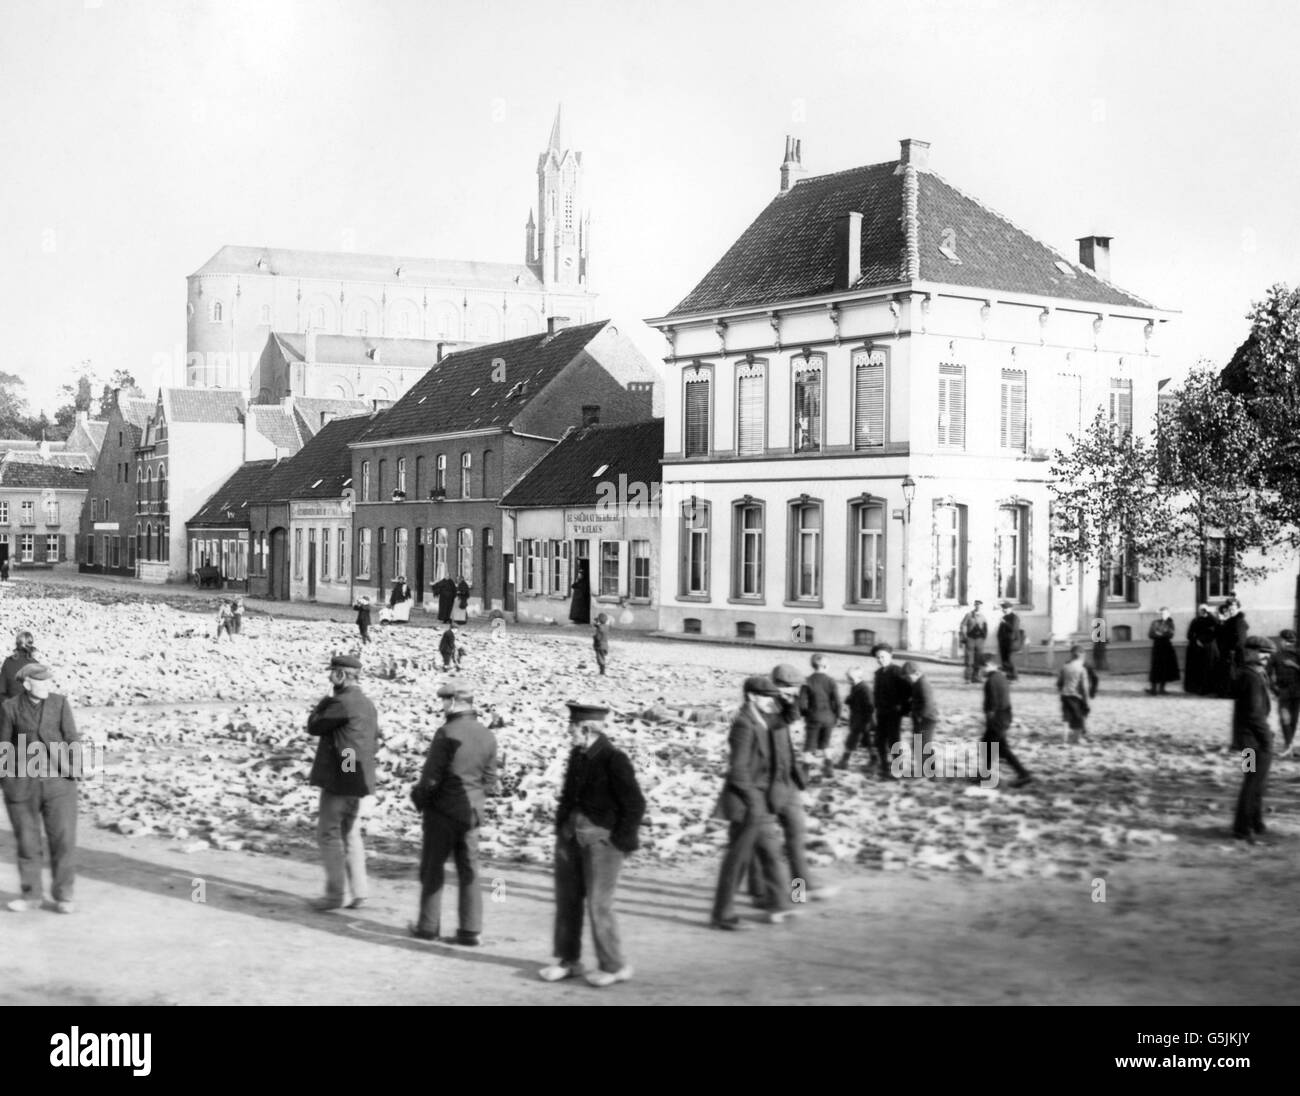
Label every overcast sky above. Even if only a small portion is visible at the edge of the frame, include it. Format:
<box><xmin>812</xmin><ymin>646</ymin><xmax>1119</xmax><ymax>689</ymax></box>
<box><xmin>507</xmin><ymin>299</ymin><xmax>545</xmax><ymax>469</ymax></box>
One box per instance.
<box><xmin>2</xmin><ymin>0</ymin><xmax>1297</xmax><ymax>416</ymax></box>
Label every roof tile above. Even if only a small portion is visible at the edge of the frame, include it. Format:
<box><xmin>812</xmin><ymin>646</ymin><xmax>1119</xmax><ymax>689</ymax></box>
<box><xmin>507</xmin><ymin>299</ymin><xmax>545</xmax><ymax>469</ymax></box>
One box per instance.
<box><xmin>501</xmin><ymin>420</ymin><xmax>663</xmax><ymax>508</ymax></box>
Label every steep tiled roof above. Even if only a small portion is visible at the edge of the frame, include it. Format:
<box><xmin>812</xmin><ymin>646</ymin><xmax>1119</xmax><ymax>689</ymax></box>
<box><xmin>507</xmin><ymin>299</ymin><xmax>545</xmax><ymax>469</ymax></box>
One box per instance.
<box><xmin>163</xmin><ymin>388</ymin><xmax>246</xmax><ymax>424</ymax></box>
<box><xmin>501</xmin><ymin>420</ymin><xmax>664</xmax><ymax>508</ymax></box>
<box><xmin>248</xmin><ymin>404</ymin><xmax>303</xmax><ymax>452</ymax></box>
<box><xmin>272</xmin><ymin>332</ymin><xmax>467</xmax><ymax>369</ymax></box>
<box><xmin>120</xmin><ymin>397</ymin><xmax>154</xmax><ymax>433</ymax></box>
<box><xmin>289</xmin><ymin>397</ymin><xmax>374</xmax><ymax>437</ymax></box>
<box><xmin>191</xmin><ymin>245</ymin><xmax>550</xmax><ymax>293</ymax></box>
<box><xmin>668</xmin><ymin>158</ymin><xmax>1153</xmax><ymax>315</ymax></box>
<box><xmin>187</xmin><ymin>460</ymin><xmax>279</xmax><ymax>526</ymax></box>
<box><xmin>282</xmin><ymin>412</ymin><xmax>380</xmax><ymax>499</ymax></box>
<box><xmin>0</xmin><ymin>458</ymin><xmax>92</xmax><ymax>489</ymax></box>
<box><xmin>357</xmin><ymin>321</ymin><xmax>611</xmax><ymax>443</ymax></box>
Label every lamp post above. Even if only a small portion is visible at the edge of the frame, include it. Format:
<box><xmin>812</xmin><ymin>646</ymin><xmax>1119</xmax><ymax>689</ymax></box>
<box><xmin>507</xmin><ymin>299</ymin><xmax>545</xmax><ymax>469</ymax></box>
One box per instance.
<box><xmin>899</xmin><ymin>474</ymin><xmax>917</xmax><ymax>652</ymax></box>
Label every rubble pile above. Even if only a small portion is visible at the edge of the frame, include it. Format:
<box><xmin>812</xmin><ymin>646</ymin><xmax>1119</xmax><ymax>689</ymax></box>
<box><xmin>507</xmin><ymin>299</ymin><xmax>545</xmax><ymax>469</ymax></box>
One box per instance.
<box><xmin>5</xmin><ymin>583</ymin><xmax>1247</xmax><ymax>878</ymax></box>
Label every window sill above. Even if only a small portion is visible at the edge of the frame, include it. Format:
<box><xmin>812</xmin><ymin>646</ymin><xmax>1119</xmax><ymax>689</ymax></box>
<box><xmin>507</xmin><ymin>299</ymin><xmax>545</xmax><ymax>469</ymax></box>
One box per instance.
<box><xmin>842</xmin><ymin>602</ymin><xmax>888</xmax><ymax>614</ymax></box>
<box><xmin>628</xmin><ymin>597</ymin><xmax>652</xmax><ymax>605</ymax></box>
<box><xmin>676</xmin><ymin>593</ymin><xmax>711</xmax><ymax>603</ymax></box>
<box><xmin>727</xmin><ymin>596</ymin><xmax>766</xmax><ymax>606</ymax></box>
<box><xmin>783</xmin><ymin>599</ymin><xmax>824</xmax><ymax>610</ymax></box>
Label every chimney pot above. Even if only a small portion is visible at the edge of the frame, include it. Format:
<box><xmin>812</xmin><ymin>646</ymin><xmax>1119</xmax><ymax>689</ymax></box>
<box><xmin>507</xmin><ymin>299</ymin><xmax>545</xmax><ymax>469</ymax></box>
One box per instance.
<box><xmin>1077</xmin><ymin>235</ymin><xmax>1112</xmax><ymax>281</ymax></box>
<box><xmin>780</xmin><ymin>135</ymin><xmax>806</xmax><ymax>193</ymax></box>
<box><xmin>899</xmin><ymin>138</ymin><xmax>931</xmax><ymax>172</ymax></box>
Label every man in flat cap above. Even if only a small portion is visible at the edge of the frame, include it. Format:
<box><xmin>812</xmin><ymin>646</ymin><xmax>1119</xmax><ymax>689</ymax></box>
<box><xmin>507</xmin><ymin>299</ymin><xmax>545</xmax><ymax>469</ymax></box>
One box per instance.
<box><xmin>0</xmin><ymin>663</ymin><xmax>81</xmax><ymax>913</ymax></box>
<box><xmin>539</xmin><ymin>701</ymin><xmax>645</xmax><ymax>988</ymax></box>
<box><xmin>1232</xmin><ymin>636</ymin><xmax>1275</xmax><ymax>842</ymax></box>
<box><xmin>996</xmin><ymin>601</ymin><xmax>1022</xmax><ymax>681</ymax></box>
<box><xmin>307</xmin><ymin>654</ymin><xmax>380</xmax><ymax>911</ymax></box>
<box><xmin>958</xmin><ymin>600</ymin><xmax>988</xmax><ymax>684</ymax></box>
<box><xmin>409</xmin><ymin>682</ymin><xmax>498</xmax><ymax>945</ymax></box>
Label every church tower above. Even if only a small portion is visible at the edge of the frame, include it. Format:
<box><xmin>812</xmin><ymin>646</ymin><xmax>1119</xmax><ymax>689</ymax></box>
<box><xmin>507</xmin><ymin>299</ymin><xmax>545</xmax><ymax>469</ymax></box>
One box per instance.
<box><xmin>530</xmin><ymin>105</ymin><xmax>589</xmax><ymax>288</ymax></box>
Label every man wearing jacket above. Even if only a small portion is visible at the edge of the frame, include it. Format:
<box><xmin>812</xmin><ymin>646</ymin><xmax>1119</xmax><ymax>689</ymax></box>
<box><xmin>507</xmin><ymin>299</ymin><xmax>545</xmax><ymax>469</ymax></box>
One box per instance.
<box><xmin>799</xmin><ymin>654</ymin><xmax>841</xmax><ymax>760</ymax></box>
<box><xmin>307</xmin><ymin>654</ymin><xmax>380</xmax><ymax>911</ymax></box>
<box><xmin>409</xmin><ymin>682</ymin><xmax>498</xmax><ymax>945</ymax></box>
<box><xmin>980</xmin><ymin>653</ymin><xmax>1031</xmax><ymax>788</ymax></box>
<box><xmin>959</xmin><ymin>601</ymin><xmax>989</xmax><ymax>683</ymax></box>
<box><xmin>539</xmin><ymin>702</ymin><xmax>646</xmax><ymax>988</ymax></box>
<box><xmin>1</xmin><ymin>663</ymin><xmax>80</xmax><ymax>913</ymax></box>
<box><xmin>1232</xmin><ymin>636</ymin><xmax>1274</xmax><ymax>842</ymax></box>
<box><xmin>872</xmin><ymin>644</ymin><xmax>911</xmax><ymax>778</ymax></box>
<box><xmin>997</xmin><ymin>601</ymin><xmax>1022</xmax><ymax>681</ymax></box>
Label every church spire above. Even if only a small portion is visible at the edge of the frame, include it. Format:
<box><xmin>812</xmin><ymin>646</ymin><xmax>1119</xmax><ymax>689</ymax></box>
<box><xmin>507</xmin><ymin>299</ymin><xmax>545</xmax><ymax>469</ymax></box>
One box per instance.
<box><xmin>547</xmin><ymin>104</ymin><xmax>564</xmax><ymax>155</ymax></box>
<box><xmin>535</xmin><ymin>105</ymin><xmax>585</xmax><ymax>287</ymax></box>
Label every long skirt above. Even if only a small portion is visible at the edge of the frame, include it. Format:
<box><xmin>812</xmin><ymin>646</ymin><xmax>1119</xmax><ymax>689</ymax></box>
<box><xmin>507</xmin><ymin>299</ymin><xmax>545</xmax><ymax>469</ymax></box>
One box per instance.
<box><xmin>1149</xmin><ymin>637</ymin><xmax>1180</xmax><ymax>685</ymax></box>
<box><xmin>1184</xmin><ymin>642</ymin><xmax>1218</xmax><ymax>695</ymax></box>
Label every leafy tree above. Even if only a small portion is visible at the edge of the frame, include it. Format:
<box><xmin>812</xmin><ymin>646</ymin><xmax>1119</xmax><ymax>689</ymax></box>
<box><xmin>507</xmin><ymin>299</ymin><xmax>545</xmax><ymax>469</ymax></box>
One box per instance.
<box><xmin>0</xmin><ymin>372</ymin><xmax>36</xmax><ymax>439</ymax></box>
<box><xmin>1157</xmin><ymin>364</ymin><xmax>1280</xmax><ymax>603</ymax></box>
<box><xmin>1050</xmin><ymin>410</ymin><xmax>1176</xmax><ymax>669</ymax></box>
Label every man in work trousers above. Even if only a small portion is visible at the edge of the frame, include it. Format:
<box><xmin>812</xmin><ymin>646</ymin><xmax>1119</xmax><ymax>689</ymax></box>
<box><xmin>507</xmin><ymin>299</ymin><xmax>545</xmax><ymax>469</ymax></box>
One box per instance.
<box><xmin>959</xmin><ymin>600</ymin><xmax>989</xmax><ymax>683</ymax></box>
<box><xmin>979</xmin><ymin>652</ymin><xmax>1032</xmax><ymax>788</ymax></box>
<box><xmin>997</xmin><ymin>600</ymin><xmax>1021</xmax><ymax>681</ymax></box>
<box><xmin>1232</xmin><ymin>636</ymin><xmax>1275</xmax><ymax>843</ymax></box>
<box><xmin>409</xmin><ymin>682</ymin><xmax>498</xmax><ymax>945</ymax></box>
<box><xmin>539</xmin><ymin>702</ymin><xmax>646</xmax><ymax>988</ymax></box>
<box><xmin>307</xmin><ymin>654</ymin><xmax>379</xmax><ymax>911</ymax></box>
<box><xmin>1</xmin><ymin>663</ymin><xmax>80</xmax><ymax>913</ymax></box>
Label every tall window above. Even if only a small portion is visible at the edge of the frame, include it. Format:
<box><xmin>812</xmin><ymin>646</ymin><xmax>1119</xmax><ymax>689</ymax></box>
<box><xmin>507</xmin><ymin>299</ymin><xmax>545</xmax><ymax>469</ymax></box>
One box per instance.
<box><xmin>789</xmin><ymin>501</ymin><xmax>822</xmax><ymax>601</ymax></box>
<box><xmin>45</xmin><ymin>499</ymin><xmax>59</xmax><ymax>525</ymax></box>
<box><xmin>1001</xmin><ymin>369</ymin><xmax>1027</xmax><ymax>451</ymax></box>
<box><xmin>294</xmin><ymin>529</ymin><xmax>303</xmax><ymax>578</ymax></box>
<box><xmin>631</xmin><ymin>539</ymin><xmax>651</xmax><ymax>600</ymax></box>
<box><xmin>461</xmin><ymin>453</ymin><xmax>472</xmax><ymax>498</ymax></box>
<box><xmin>357</xmin><ymin>528</ymin><xmax>372</xmax><ymax>579</ymax></box>
<box><xmin>321</xmin><ymin>526</ymin><xmax>331</xmax><ymax>581</ymax></box>
<box><xmin>683</xmin><ymin>367</ymin><xmax>711</xmax><ymax>457</ymax></box>
<box><xmin>395</xmin><ymin>527</ymin><xmax>409</xmax><ymax>580</ymax></box>
<box><xmin>791</xmin><ymin>355</ymin><xmax>823</xmax><ymax>452</ymax></box>
<box><xmin>50</xmin><ymin>535</ymin><xmax>63</xmax><ymax>563</ymax></box>
<box><xmin>1109</xmin><ymin>378</ymin><xmax>1133</xmax><ymax>436</ymax></box>
<box><xmin>456</xmin><ymin>528</ymin><xmax>473</xmax><ymax>582</ymax></box>
<box><xmin>0</xmin><ymin>501</ymin><xmax>6</xmax><ymax>524</ymax></box>
<box><xmin>1107</xmin><ymin>533</ymin><xmax>1138</xmax><ymax>603</ymax></box>
<box><xmin>361</xmin><ymin>461</ymin><xmax>371</xmax><ymax>502</ymax></box>
<box><xmin>19</xmin><ymin>534</ymin><xmax>33</xmax><ymax>562</ymax></box>
<box><xmin>735</xmin><ymin>361</ymin><xmax>766</xmax><ymax>456</ymax></box>
<box><xmin>933</xmin><ymin>502</ymin><xmax>967</xmax><ymax>603</ymax></box>
<box><xmin>853</xmin><ymin>348</ymin><xmax>887</xmax><ymax>449</ymax></box>
<box><xmin>996</xmin><ymin>504</ymin><xmax>1030</xmax><ymax>604</ymax></box>
<box><xmin>414</xmin><ymin>456</ymin><xmax>424</xmax><ymax>498</ymax></box>
<box><xmin>600</xmin><ymin>541</ymin><xmax>621</xmax><ymax>597</ymax></box>
<box><xmin>521</xmin><ymin>540</ymin><xmax>543</xmax><ymax>594</ymax></box>
<box><xmin>549</xmin><ymin>539</ymin><xmax>568</xmax><ymax>594</ymax></box>
<box><xmin>90</xmin><ymin>499</ymin><xmax>97</xmax><ymax>522</ymax></box>
<box><xmin>20</xmin><ymin>501</ymin><xmax>34</xmax><ymax>526</ymax></box>
<box><xmin>396</xmin><ymin>458</ymin><xmax>407</xmax><ymax>495</ymax></box>
<box><xmin>680</xmin><ymin>501</ymin><xmax>710</xmax><ymax>597</ymax></box>
<box><xmin>733</xmin><ymin>502</ymin><xmax>764</xmax><ymax>599</ymax></box>
<box><xmin>337</xmin><ymin>528</ymin><xmax>346</xmax><ymax>579</ymax></box>
<box><xmin>937</xmin><ymin>364</ymin><xmax>966</xmax><ymax>448</ymax></box>
<box><xmin>433</xmin><ymin>528</ymin><xmax>448</xmax><ymax>580</ymax></box>
<box><xmin>377</xmin><ymin>460</ymin><xmax>387</xmax><ymax>499</ymax></box>
<box><xmin>435</xmin><ymin>454</ymin><xmax>446</xmax><ymax>492</ymax></box>
<box><xmin>1205</xmin><ymin>535</ymin><xmax>1234</xmax><ymax>598</ymax></box>
<box><xmin>482</xmin><ymin>450</ymin><xmax>492</xmax><ymax>497</ymax></box>
<box><xmin>850</xmin><ymin>499</ymin><xmax>885</xmax><ymax>606</ymax></box>
<box><xmin>1055</xmin><ymin>372</ymin><xmax>1083</xmax><ymax>442</ymax></box>
<box><xmin>210</xmin><ymin>301</ymin><xmax>223</xmax><ymax>323</ymax></box>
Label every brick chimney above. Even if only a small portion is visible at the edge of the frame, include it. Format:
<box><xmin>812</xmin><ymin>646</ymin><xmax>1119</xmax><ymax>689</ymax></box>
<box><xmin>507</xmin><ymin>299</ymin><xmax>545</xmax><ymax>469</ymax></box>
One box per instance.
<box><xmin>834</xmin><ymin>212</ymin><xmax>863</xmax><ymax>291</ymax></box>
<box><xmin>779</xmin><ymin>135</ymin><xmax>805</xmax><ymax>193</ymax></box>
<box><xmin>547</xmin><ymin>315</ymin><xmax>572</xmax><ymax>336</ymax></box>
<box><xmin>1077</xmin><ymin>236</ymin><xmax>1112</xmax><ymax>281</ymax></box>
<box><xmin>898</xmin><ymin>138</ymin><xmax>930</xmax><ymax>171</ymax></box>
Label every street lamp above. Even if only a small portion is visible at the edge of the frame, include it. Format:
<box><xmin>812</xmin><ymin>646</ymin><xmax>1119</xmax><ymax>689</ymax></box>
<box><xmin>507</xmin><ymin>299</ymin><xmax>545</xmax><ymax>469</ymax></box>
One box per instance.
<box><xmin>900</xmin><ymin>475</ymin><xmax>917</xmax><ymax>651</ymax></box>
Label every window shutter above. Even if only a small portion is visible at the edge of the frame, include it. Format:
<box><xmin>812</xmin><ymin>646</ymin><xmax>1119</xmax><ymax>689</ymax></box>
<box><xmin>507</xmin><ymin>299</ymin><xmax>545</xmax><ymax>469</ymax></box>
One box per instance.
<box><xmin>736</xmin><ymin>370</ymin><xmax>764</xmax><ymax>455</ymax></box>
<box><xmin>514</xmin><ymin>540</ymin><xmax>524</xmax><ymax>592</ymax></box>
<box><xmin>1001</xmin><ymin>369</ymin><xmax>1026</xmax><ymax>450</ymax></box>
<box><xmin>542</xmin><ymin>540</ymin><xmax>551</xmax><ymax>595</ymax></box>
<box><xmin>684</xmin><ymin>378</ymin><xmax>710</xmax><ymax>456</ymax></box>
<box><xmin>939</xmin><ymin>364</ymin><xmax>965</xmax><ymax>448</ymax></box>
<box><xmin>854</xmin><ymin>352</ymin><xmax>886</xmax><ymax>448</ymax></box>
<box><xmin>617</xmin><ymin>540</ymin><xmax>629</xmax><ymax>596</ymax></box>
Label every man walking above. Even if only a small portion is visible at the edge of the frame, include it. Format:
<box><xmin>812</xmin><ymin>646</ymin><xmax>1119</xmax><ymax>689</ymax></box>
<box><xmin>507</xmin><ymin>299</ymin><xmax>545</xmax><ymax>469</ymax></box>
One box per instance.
<box><xmin>539</xmin><ymin>702</ymin><xmax>645</xmax><ymax>988</ymax></box>
<box><xmin>958</xmin><ymin>600</ymin><xmax>989</xmax><ymax>683</ymax></box>
<box><xmin>307</xmin><ymin>654</ymin><xmax>379</xmax><ymax>911</ymax></box>
<box><xmin>1232</xmin><ymin>636</ymin><xmax>1275</xmax><ymax>842</ymax></box>
<box><xmin>872</xmin><ymin>643</ymin><xmax>911</xmax><ymax>778</ymax></box>
<box><xmin>902</xmin><ymin>662</ymin><xmax>938</xmax><ymax>776</ymax></box>
<box><xmin>996</xmin><ymin>600</ymin><xmax>1021</xmax><ymax>681</ymax></box>
<box><xmin>979</xmin><ymin>652</ymin><xmax>1032</xmax><ymax>788</ymax></box>
<box><xmin>799</xmin><ymin>654</ymin><xmax>841</xmax><ymax>763</ymax></box>
<box><xmin>409</xmin><ymin>682</ymin><xmax>498</xmax><ymax>945</ymax></box>
<box><xmin>1</xmin><ymin>664</ymin><xmax>80</xmax><ymax>913</ymax></box>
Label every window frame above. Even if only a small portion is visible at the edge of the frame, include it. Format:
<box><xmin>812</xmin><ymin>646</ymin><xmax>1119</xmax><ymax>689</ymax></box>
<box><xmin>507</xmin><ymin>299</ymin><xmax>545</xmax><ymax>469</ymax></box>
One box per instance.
<box><xmin>630</xmin><ymin>539</ymin><xmax>651</xmax><ymax>601</ymax></box>
<box><xmin>357</xmin><ymin>527</ymin><xmax>372</xmax><ymax>580</ymax></box>
<box><xmin>730</xmin><ymin>499</ymin><xmax>765</xmax><ymax>602</ymax></box>
<box><xmin>1000</xmin><ymin>368</ymin><xmax>1028</xmax><ymax>452</ymax></box>
<box><xmin>932</xmin><ymin>500</ymin><xmax>969</xmax><ymax>606</ymax></box>
<box><xmin>852</xmin><ymin>346</ymin><xmax>889</xmax><ymax>450</ymax></box>
<box><xmin>678</xmin><ymin>499</ymin><xmax>711</xmax><ymax>599</ymax></box>
<box><xmin>846</xmin><ymin>496</ymin><xmax>887</xmax><ymax>610</ymax></box>
<box><xmin>682</xmin><ymin>363</ymin><xmax>713</xmax><ymax>458</ymax></box>
<box><xmin>790</xmin><ymin>353</ymin><xmax>826</xmax><ymax>454</ymax></box>
<box><xmin>995</xmin><ymin>503</ymin><xmax>1032</xmax><ymax>607</ymax></box>
<box><xmin>735</xmin><ymin>359</ymin><xmax>767</xmax><ymax>457</ymax></box>
<box><xmin>785</xmin><ymin>498</ymin><xmax>824</xmax><ymax>606</ymax></box>
<box><xmin>937</xmin><ymin>362</ymin><xmax>966</xmax><ymax>450</ymax></box>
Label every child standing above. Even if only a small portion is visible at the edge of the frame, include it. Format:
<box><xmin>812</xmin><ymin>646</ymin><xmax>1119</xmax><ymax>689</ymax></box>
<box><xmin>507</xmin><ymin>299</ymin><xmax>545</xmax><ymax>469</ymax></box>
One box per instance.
<box><xmin>231</xmin><ymin>597</ymin><xmax>245</xmax><ymax>636</ymax></box>
<box><xmin>215</xmin><ymin>600</ymin><xmax>234</xmax><ymax>642</ymax></box>
<box><xmin>592</xmin><ymin>613</ymin><xmax>610</xmax><ymax>676</ymax></box>
<box><xmin>353</xmin><ymin>596</ymin><xmax>373</xmax><ymax>645</ymax></box>
<box><xmin>439</xmin><ymin>624</ymin><xmax>463</xmax><ymax>670</ymax></box>
<box><xmin>837</xmin><ymin>666</ymin><xmax>875</xmax><ymax>770</ymax></box>
<box><xmin>1057</xmin><ymin>644</ymin><xmax>1091</xmax><ymax>744</ymax></box>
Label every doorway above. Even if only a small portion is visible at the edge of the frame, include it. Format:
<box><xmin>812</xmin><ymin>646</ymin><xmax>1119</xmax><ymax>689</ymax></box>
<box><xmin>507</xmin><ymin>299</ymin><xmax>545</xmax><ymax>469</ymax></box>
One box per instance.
<box><xmin>307</xmin><ymin>532</ymin><xmax>317</xmax><ymax>600</ymax></box>
<box><xmin>270</xmin><ymin>528</ymin><xmax>288</xmax><ymax>600</ymax></box>
<box><xmin>415</xmin><ymin>528</ymin><xmax>425</xmax><ymax>603</ymax></box>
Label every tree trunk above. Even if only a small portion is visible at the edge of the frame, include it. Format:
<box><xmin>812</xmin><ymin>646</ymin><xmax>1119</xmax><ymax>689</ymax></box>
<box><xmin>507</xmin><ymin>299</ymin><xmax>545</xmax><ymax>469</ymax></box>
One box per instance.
<box><xmin>1094</xmin><ymin>574</ymin><xmax>1109</xmax><ymax>671</ymax></box>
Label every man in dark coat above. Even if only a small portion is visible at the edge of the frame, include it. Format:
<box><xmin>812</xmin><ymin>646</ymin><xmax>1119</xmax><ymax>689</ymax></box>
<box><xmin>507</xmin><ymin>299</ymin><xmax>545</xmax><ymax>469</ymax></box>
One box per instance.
<box><xmin>539</xmin><ymin>702</ymin><xmax>645</xmax><ymax>988</ymax></box>
<box><xmin>1215</xmin><ymin>599</ymin><xmax>1249</xmax><ymax>697</ymax></box>
<box><xmin>307</xmin><ymin>654</ymin><xmax>380</xmax><ymax>911</ymax></box>
<box><xmin>710</xmin><ymin>677</ymin><xmax>793</xmax><ymax>931</ymax></box>
<box><xmin>799</xmin><ymin>653</ymin><xmax>841</xmax><ymax>759</ymax></box>
<box><xmin>958</xmin><ymin>600</ymin><xmax>989</xmax><ymax>683</ymax></box>
<box><xmin>409</xmin><ymin>682</ymin><xmax>498</xmax><ymax>945</ymax></box>
<box><xmin>1</xmin><ymin>631</ymin><xmax>39</xmax><ymax>699</ymax></box>
<box><xmin>837</xmin><ymin>666</ymin><xmax>875</xmax><ymax>770</ymax></box>
<box><xmin>903</xmin><ymin>662</ymin><xmax>939</xmax><ymax>776</ymax></box>
<box><xmin>996</xmin><ymin>600</ymin><xmax>1021</xmax><ymax>681</ymax></box>
<box><xmin>432</xmin><ymin>576</ymin><xmax>457</xmax><ymax>623</ymax></box>
<box><xmin>1</xmin><ymin>663</ymin><xmax>81</xmax><ymax>913</ymax></box>
<box><xmin>872</xmin><ymin>643</ymin><xmax>911</xmax><ymax>778</ymax></box>
<box><xmin>1232</xmin><ymin>637</ymin><xmax>1274</xmax><ymax>842</ymax></box>
<box><xmin>1184</xmin><ymin>604</ymin><xmax>1219</xmax><ymax>696</ymax></box>
<box><xmin>979</xmin><ymin>652</ymin><xmax>1031</xmax><ymax>787</ymax></box>
<box><xmin>569</xmin><ymin>560</ymin><xmax>591</xmax><ymax>625</ymax></box>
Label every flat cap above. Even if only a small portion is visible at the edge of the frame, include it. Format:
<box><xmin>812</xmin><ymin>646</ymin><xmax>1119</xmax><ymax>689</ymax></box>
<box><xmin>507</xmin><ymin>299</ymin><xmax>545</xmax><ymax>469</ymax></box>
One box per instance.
<box><xmin>1244</xmin><ymin>636</ymin><xmax>1276</xmax><ymax>653</ymax></box>
<box><xmin>16</xmin><ymin>663</ymin><xmax>50</xmax><ymax>681</ymax></box>
<box><xmin>871</xmin><ymin>642</ymin><xmax>893</xmax><ymax>657</ymax></box>
<box><xmin>330</xmin><ymin>654</ymin><xmax>362</xmax><ymax>670</ymax></box>
<box><xmin>436</xmin><ymin>682</ymin><xmax>474</xmax><ymax>701</ymax></box>
<box><xmin>743</xmin><ymin>675</ymin><xmax>781</xmax><ymax>697</ymax></box>
<box><xmin>566</xmin><ymin>700</ymin><xmax>610</xmax><ymax>722</ymax></box>
<box><xmin>770</xmin><ymin>663</ymin><xmax>804</xmax><ymax>687</ymax></box>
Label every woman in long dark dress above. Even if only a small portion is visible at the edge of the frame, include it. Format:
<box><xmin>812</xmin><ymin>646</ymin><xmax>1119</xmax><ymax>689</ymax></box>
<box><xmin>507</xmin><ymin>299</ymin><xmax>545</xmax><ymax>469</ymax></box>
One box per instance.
<box><xmin>1146</xmin><ymin>608</ymin><xmax>1180</xmax><ymax>694</ymax></box>
<box><xmin>432</xmin><ymin>577</ymin><xmax>456</xmax><ymax>623</ymax></box>
<box><xmin>1184</xmin><ymin>604</ymin><xmax>1219</xmax><ymax>696</ymax></box>
<box><xmin>569</xmin><ymin>559</ymin><xmax>591</xmax><ymax>625</ymax></box>
<box><xmin>1215</xmin><ymin>599</ymin><xmax>1249</xmax><ymax>698</ymax></box>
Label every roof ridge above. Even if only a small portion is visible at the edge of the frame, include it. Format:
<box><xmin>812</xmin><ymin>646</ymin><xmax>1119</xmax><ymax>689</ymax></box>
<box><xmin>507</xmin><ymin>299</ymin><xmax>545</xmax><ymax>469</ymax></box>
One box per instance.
<box><xmin>921</xmin><ymin>168</ymin><xmax>1155</xmax><ymax>308</ymax></box>
<box><xmin>198</xmin><ymin>243</ymin><xmax>541</xmax><ymax>274</ymax></box>
<box><xmin>790</xmin><ymin>158</ymin><xmax>897</xmax><ymax>187</ymax></box>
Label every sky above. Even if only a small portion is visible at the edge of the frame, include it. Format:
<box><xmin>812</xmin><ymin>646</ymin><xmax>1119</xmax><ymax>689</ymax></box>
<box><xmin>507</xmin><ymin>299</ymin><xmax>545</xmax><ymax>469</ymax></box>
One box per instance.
<box><xmin>1</xmin><ymin>0</ymin><xmax>1298</xmax><ymax>416</ymax></box>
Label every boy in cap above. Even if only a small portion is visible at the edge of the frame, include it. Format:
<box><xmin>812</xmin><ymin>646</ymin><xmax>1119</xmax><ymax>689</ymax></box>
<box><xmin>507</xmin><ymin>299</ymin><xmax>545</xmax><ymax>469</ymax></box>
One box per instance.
<box><xmin>353</xmin><ymin>596</ymin><xmax>373</xmax><ymax>645</ymax></box>
<box><xmin>799</xmin><ymin>654</ymin><xmax>841</xmax><ymax>766</ymax></box>
<box><xmin>0</xmin><ymin>663</ymin><xmax>81</xmax><ymax>913</ymax></box>
<box><xmin>307</xmin><ymin>654</ymin><xmax>380</xmax><ymax>910</ymax></box>
<box><xmin>902</xmin><ymin>662</ymin><xmax>938</xmax><ymax>776</ymax></box>
<box><xmin>1232</xmin><ymin>636</ymin><xmax>1275</xmax><ymax>842</ymax></box>
<box><xmin>1269</xmin><ymin>629</ymin><xmax>1300</xmax><ymax>757</ymax></box>
<box><xmin>409</xmin><ymin>682</ymin><xmax>498</xmax><ymax>945</ymax></box>
<box><xmin>540</xmin><ymin>701</ymin><xmax>646</xmax><ymax>987</ymax></box>
<box><xmin>871</xmin><ymin>644</ymin><xmax>911</xmax><ymax>778</ymax></box>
